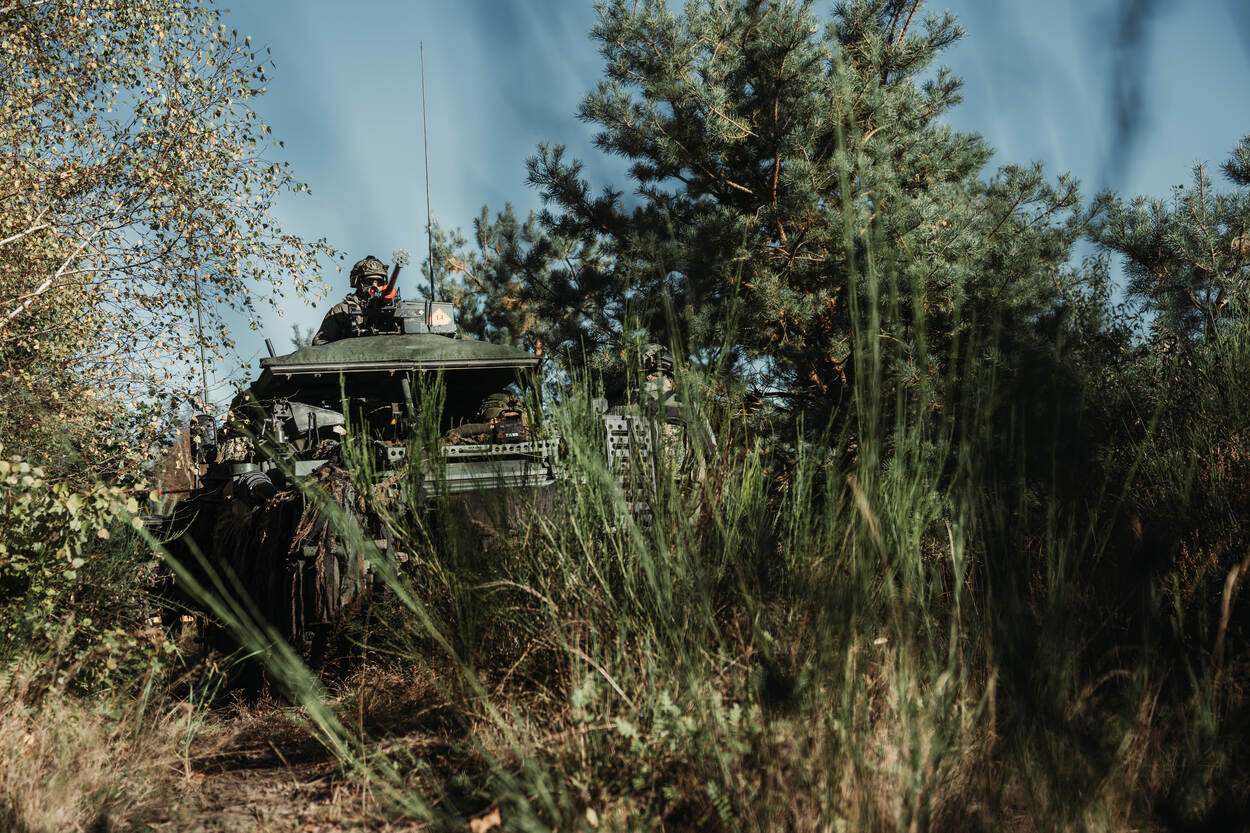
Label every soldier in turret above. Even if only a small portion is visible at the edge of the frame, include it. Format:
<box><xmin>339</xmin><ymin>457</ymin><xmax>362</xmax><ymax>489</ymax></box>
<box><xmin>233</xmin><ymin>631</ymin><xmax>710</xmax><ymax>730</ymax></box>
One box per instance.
<box><xmin>312</xmin><ymin>255</ymin><xmax>389</xmax><ymax>345</ymax></box>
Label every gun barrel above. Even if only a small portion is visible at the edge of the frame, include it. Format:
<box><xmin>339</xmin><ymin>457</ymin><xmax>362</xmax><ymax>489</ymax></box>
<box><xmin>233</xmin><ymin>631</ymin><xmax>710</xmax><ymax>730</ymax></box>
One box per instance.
<box><xmin>383</xmin><ymin>263</ymin><xmax>401</xmax><ymax>299</ymax></box>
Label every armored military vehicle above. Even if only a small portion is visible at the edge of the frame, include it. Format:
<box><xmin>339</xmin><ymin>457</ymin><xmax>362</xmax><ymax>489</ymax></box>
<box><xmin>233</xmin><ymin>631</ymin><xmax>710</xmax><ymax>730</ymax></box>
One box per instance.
<box><xmin>162</xmin><ymin>294</ymin><xmax>562</xmax><ymax>660</ymax></box>
<box><xmin>158</xmin><ymin>251</ymin><xmax>711</xmax><ymax>663</ymax></box>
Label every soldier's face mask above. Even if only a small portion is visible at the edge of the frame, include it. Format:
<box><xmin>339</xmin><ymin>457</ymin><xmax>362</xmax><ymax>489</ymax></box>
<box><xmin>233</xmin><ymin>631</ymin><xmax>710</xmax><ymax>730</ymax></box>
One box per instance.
<box><xmin>359</xmin><ymin>276</ymin><xmax>387</xmax><ymax>294</ymax></box>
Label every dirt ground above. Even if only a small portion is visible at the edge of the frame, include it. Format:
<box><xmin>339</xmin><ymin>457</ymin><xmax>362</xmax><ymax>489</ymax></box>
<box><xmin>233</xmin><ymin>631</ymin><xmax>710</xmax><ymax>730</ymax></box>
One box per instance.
<box><xmin>145</xmin><ymin>667</ymin><xmax>472</xmax><ymax>833</ymax></box>
<box><xmin>149</xmin><ymin>710</ymin><xmax>367</xmax><ymax>833</ymax></box>
<box><xmin>157</xmin><ymin>759</ymin><xmax>346</xmax><ymax>833</ymax></box>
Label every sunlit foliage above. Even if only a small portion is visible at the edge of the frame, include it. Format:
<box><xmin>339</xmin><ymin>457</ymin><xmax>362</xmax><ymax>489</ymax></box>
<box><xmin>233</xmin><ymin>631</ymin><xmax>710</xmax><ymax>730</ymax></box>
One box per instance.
<box><xmin>0</xmin><ymin>0</ymin><xmax>329</xmax><ymax>476</ymax></box>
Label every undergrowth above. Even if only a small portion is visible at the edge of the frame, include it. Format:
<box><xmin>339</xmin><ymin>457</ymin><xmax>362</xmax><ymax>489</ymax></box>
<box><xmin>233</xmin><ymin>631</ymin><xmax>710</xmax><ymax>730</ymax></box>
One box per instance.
<box><xmin>5</xmin><ymin>315</ymin><xmax>1249</xmax><ymax>832</ymax></box>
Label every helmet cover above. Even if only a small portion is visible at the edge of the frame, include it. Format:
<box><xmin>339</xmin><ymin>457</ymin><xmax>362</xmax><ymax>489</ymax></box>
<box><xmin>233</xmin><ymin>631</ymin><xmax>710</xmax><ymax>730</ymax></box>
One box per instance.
<box><xmin>349</xmin><ymin>255</ymin><xmax>388</xmax><ymax>288</ymax></box>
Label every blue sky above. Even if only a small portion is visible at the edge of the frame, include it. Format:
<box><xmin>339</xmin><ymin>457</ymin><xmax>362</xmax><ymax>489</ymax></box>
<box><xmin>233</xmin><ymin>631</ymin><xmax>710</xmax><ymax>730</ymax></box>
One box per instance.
<box><xmin>211</xmin><ymin>0</ymin><xmax>1249</xmax><ymax>397</ymax></box>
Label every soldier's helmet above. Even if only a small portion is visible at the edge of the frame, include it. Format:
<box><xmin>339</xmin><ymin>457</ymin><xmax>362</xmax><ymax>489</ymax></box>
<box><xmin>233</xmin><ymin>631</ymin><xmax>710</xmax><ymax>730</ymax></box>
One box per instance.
<box><xmin>476</xmin><ymin>392</ymin><xmax>526</xmax><ymax>424</ymax></box>
<box><xmin>349</xmin><ymin>255</ymin><xmax>388</xmax><ymax>289</ymax></box>
<box><xmin>641</xmin><ymin>343</ymin><xmax>674</xmax><ymax>376</ymax></box>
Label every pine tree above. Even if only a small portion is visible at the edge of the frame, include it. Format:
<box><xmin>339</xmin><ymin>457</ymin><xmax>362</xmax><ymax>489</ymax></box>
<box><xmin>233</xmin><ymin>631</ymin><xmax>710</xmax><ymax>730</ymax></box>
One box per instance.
<box><xmin>456</xmin><ymin>0</ymin><xmax>1081</xmax><ymax>422</ymax></box>
<box><xmin>1090</xmin><ymin>135</ymin><xmax>1250</xmax><ymax>492</ymax></box>
<box><xmin>424</xmin><ymin>208</ymin><xmax>610</xmax><ymax>361</ymax></box>
<box><xmin>1093</xmin><ymin>136</ymin><xmax>1250</xmax><ymax>345</ymax></box>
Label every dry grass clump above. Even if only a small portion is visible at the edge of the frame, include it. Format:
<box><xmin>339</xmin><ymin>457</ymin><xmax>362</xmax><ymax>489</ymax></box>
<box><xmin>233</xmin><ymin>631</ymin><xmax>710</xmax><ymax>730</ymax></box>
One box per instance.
<box><xmin>0</xmin><ymin>672</ymin><xmax>183</xmax><ymax>833</ymax></box>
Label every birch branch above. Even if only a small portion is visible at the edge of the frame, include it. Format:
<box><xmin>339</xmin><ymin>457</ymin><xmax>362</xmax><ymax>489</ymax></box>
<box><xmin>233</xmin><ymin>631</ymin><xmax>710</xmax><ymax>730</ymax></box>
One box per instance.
<box><xmin>0</xmin><ymin>222</ymin><xmax>51</xmax><ymax>248</ymax></box>
<box><xmin>0</xmin><ymin>209</ymin><xmax>50</xmax><ymax>248</ymax></box>
<box><xmin>0</xmin><ymin>228</ymin><xmax>99</xmax><ymax>331</ymax></box>
<box><xmin>0</xmin><ymin>0</ymin><xmax>57</xmax><ymax>18</ymax></box>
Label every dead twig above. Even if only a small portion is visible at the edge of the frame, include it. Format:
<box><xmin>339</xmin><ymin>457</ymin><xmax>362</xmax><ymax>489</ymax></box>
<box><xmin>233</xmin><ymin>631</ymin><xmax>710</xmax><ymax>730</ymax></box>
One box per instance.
<box><xmin>1213</xmin><ymin>546</ymin><xmax>1250</xmax><ymax>671</ymax></box>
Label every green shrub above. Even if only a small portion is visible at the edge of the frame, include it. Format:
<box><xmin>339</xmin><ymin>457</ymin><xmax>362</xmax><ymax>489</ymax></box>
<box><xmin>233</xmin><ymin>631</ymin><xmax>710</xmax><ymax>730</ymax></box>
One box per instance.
<box><xmin>0</xmin><ymin>454</ymin><xmax>170</xmax><ymax>689</ymax></box>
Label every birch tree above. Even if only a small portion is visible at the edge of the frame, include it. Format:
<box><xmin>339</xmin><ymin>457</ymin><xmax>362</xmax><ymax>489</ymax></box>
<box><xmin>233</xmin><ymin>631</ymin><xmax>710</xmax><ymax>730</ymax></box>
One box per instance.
<box><xmin>0</xmin><ymin>0</ymin><xmax>329</xmax><ymax>475</ymax></box>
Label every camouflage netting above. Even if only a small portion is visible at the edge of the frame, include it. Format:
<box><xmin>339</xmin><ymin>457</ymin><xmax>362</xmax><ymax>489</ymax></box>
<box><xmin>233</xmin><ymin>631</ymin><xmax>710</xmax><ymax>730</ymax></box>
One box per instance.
<box><xmin>173</xmin><ymin>464</ymin><xmax>374</xmax><ymax>660</ymax></box>
<box><xmin>160</xmin><ymin>457</ymin><xmax>564</xmax><ymax>667</ymax></box>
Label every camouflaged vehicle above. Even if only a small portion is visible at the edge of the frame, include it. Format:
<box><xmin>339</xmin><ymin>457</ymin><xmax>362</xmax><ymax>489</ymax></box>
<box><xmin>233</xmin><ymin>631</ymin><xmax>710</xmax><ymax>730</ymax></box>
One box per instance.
<box><xmin>162</xmin><ymin>299</ymin><xmax>564</xmax><ymax>659</ymax></box>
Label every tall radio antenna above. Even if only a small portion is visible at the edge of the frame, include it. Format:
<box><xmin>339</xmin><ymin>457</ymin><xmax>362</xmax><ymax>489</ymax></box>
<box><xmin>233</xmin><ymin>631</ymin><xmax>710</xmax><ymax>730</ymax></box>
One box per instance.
<box><xmin>420</xmin><ymin>41</ymin><xmax>435</xmax><ymax>302</ymax></box>
<box><xmin>192</xmin><ymin>268</ymin><xmax>210</xmax><ymax>412</ymax></box>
